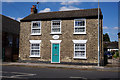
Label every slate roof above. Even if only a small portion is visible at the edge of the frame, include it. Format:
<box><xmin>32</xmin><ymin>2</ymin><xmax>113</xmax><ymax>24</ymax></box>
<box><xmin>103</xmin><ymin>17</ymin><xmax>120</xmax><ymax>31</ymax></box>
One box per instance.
<box><xmin>21</xmin><ymin>8</ymin><xmax>103</xmax><ymax>22</ymax></box>
<box><xmin>1</xmin><ymin>14</ymin><xmax>20</xmax><ymax>34</ymax></box>
<box><xmin>104</xmin><ymin>42</ymin><xmax>118</xmax><ymax>49</ymax></box>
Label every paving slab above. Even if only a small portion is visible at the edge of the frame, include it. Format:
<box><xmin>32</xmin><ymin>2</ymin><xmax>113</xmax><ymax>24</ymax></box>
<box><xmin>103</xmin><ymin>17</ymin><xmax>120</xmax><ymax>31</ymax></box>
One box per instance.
<box><xmin>1</xmin><ymin>62</ymin><xmax>120</xmax><ymax>72</ymax></box>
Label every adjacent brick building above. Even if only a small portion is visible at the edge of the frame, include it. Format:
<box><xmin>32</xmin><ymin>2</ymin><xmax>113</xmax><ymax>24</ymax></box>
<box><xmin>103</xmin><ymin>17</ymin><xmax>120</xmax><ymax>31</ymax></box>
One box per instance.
<box><xmin>1</xmin><ymin>14</ymin><xmax>20</xmax><ymax>61</ymax></box>
<box><xmin>19</xmin><ymin>6</ymin><xmax>104</xmax><ymax>65</ymax></box>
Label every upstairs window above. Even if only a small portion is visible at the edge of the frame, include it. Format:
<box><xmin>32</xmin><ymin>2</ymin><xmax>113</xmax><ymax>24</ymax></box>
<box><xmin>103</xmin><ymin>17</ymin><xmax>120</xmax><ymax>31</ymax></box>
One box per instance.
<box><xmin>51</xmin><ymin>20</ymin><xmax>61</xmax><ymax>34</ymax></box>
<box><xmin>31</xmin><ymin>21</ymin><xmax>41</xmax><ymax>35</ymax></box>
<box><xmin>74</xmin><ymin>19</ymin><xmax>86</xmax><ymax>34</ymax></box>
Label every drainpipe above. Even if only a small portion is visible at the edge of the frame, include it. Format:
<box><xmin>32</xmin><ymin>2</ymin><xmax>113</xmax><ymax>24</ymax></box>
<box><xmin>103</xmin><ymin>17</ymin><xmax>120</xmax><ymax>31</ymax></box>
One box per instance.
<box><xmin>98</xmin><ymin>0</ymin><xmax>100</xmax><ymax>66</ymax></box>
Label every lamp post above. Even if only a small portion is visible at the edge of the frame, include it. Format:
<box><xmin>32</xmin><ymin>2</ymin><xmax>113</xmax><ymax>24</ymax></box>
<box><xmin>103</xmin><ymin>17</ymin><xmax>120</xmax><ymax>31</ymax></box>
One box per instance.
<box><xmin>98</xmin><ymin>0</ymin><xmax>100</xmax><ymax>67</ymax></box>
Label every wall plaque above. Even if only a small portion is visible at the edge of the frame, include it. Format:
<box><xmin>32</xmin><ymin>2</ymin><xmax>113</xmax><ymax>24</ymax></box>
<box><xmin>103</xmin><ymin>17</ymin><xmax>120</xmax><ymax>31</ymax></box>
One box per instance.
<box><xmin>52</xmin><ymin>35</ymin><xmax>59</xmax><ymax>39</ymax></box>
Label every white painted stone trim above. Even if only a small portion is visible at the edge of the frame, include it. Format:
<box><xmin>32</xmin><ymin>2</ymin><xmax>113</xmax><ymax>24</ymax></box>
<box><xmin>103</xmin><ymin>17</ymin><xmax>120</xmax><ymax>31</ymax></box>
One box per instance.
<box><xmin>29</xmin><ymin>56</ymin><xmax>40</xmax><ymax>57</ymax></box>
<box><xmin>72</xmin><ymin>40</ymin><xmax>87</xmax><ymax>43</ymax></box>
<box><xmin>31</xmin><ymin>33</ymin><xmax>41</xmax><ymax>35</ymax></box>
<box><xmin>50</xmin><ymin>40</ymin><xmax>62</xmax><ymax>43</ymax></box>
<box><xmin>29</xmin><ymin>40</ymin><xmax>41</xmax><ymax>43</ymax></box>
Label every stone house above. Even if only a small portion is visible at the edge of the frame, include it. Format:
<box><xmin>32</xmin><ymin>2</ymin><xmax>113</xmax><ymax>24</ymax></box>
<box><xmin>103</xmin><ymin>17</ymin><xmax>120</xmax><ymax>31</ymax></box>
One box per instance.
<box><xmin>19</xmin><ymin>5</ymin><xmax>103</xmax><ymax>65</ymax></box>
<box><xmin>1</xmin><ymin>14</ymin><xmax>20</xmax><ymax>61</ymax></box>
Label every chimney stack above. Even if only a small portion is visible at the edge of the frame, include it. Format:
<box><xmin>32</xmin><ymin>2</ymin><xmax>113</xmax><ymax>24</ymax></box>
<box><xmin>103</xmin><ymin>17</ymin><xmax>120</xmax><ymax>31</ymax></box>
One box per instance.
<box><xmin>31</xmin><ymin>5</ymin><xmax>37</xmax><ymax>14</ymax></box>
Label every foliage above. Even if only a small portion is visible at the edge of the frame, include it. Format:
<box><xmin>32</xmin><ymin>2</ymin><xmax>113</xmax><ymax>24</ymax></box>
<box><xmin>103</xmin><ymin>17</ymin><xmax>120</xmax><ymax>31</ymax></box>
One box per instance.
<box><xmin>113</xmin><ymin>51</ymin><xmax>119</xmax><ymax>58</ymax></box>
<box><xmin>103</xmin><ymin>33</ymin><xmax>110</xmax><ymax>42</ymax></box>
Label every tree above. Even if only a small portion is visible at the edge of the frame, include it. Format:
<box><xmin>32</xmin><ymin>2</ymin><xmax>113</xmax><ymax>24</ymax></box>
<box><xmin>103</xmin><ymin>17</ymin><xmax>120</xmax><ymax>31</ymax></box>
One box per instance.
<box><xmin>103</xmin><ymin>33</ymin><xmax>110</xmax><ymax>42</ymax></box>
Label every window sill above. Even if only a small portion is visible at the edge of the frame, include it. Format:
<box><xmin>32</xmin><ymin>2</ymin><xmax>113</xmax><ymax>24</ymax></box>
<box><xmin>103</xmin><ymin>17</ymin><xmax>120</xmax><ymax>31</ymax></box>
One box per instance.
<box><xmin>50</xmin><ymin>33</ymin><xmax>62</xmax><ymax>35</ymax></box>
<box><xmin>29</xmin><ymin>56</ymin><xmax>40</xmax><ymax>58</ymax></box>
<box><xmin>31</xmin><ymin>33</ymin><xmax>41</xmax><ymax>36</ymax></box>
<box><xmin>73</xmin><ymin>33</ymin><xmax>86</xmax><ymax>35</ymax></box>
<box><xmin>73</xmin><ymin>57</ymin><xmax>87</xmax><ymax>59</ymax></box>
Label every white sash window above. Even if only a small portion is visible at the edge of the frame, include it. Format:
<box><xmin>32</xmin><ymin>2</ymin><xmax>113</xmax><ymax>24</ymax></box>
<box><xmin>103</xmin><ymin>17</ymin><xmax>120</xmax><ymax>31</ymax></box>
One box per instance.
<box><xmin>31</xmin><ymin>21</ymin><xmax>41</xmax><ymax>35</ymax></box>
<box><xmin>74</xmin><ymin>19</ymin><xmax>86</xmax><ymax>34</ymax></box>
<box><xmin>73</xmin><ymin>40</ymin><xmax>87</xmax><ymax>59</ymax></box>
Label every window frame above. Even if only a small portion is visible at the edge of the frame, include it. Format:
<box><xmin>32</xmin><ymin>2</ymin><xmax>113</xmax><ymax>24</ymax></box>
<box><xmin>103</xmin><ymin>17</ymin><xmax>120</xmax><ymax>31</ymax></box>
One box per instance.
<box><xmin>73</xmin><ymin>40</ymin><xmax>87</xmax><ymax>59</ymax></box>
<box><xmin>31</xmin><ymin>21</ymin><xmax>41</xmax><ymax>35</ymax></box>
<box><xmin>50</xmin><ymin>20</ymin><xmax>62</xmax><ymax>34</ymax></box>
<box><xmin>74</xmin><ymin>19</ymin><xmax>86</xmax><ymax>34</ymax></box>
<box><xmin>29</xmin><ymin>40</ymin><xmax>41</xmax><ymax>57</ymax></box>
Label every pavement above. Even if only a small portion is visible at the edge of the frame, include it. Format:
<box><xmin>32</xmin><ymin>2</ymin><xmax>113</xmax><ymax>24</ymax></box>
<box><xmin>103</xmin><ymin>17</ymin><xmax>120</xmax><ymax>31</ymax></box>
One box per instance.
<box><xmin>2</xmin><ymin>65</ymin><xmax>119</xmax><ymax>79</ymax></box>
<box><xmin>1</xmin><ymin>61</ymin><xmax>120</xmax><ymax>72</ymax></box>
<box><xmin>106</xmin><ymin>58</ymin><xmax>120</xmax><ymax>67</ymax></box>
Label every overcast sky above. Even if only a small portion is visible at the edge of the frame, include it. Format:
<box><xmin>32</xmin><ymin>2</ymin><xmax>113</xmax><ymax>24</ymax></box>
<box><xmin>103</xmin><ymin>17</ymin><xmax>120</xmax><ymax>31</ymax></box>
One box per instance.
<box><xmin>2</xmin><ymin>2</ymin><xmax>119</xmax><ymax>41</ymax></box>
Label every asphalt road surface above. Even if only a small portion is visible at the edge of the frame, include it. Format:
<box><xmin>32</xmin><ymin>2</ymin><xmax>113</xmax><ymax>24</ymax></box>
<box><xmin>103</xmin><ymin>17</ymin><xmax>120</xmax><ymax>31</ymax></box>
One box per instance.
<box><xmin>1</xmin><ymin>65</ymin><xmax>120</xmax><ymax>80</ymax></box>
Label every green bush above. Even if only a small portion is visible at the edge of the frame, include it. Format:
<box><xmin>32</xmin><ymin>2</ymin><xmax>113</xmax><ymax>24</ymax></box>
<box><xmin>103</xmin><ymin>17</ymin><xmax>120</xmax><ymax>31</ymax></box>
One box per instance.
<box><xmin>116</xmin><ymin>52</ymin><xmax>119</xmax><ymax>57</ymax></box>
<box><xmin>113</xmin><ymin>52</ymin><xmax>119</xmax><ymax>58</ymax></box>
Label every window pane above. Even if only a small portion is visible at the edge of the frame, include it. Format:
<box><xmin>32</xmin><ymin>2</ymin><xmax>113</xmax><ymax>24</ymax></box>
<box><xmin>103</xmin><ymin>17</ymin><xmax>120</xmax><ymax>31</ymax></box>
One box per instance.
<box><xmin>32</xmin><ymin>21</ymin><xmax>41</xmax><ymax>34</ymax></box>
<box><xmin>75</xmin><ymin>43</ymin><xmax>86</xmax><ymax>58</ymax></box>
<box><xmin>75</xmin><ymin>43</ymin><xmax>85</xmax><ymax>51</ymax></box>
<box><xmin>53</xmin><ymin>22</ymin><xmax>60</xmax><ymax>25</ymax></box>
<box><xmin>32</xmin><ymin>29</ymin><xmax>40</xmax><ymax>33</ymax></box>
<box><xmin>75</xmin><ymin>20</ymin><xmax>85</xmax><ymax>26</ymax></box>
<box><xmin>75</xmin><ymin>51</ymin><xmax>85</xmax><ymax>57</ymax></box>
<box><xmin>32</xmin><ymin>22</ymin><xmax>40</xmax><ymax>28</ymax></box>
<box><xmin>52</xmin><ymin>25</ymin><xmax>60</xmax><ymax>28</ymax></box>
<box><xmin>31</xmin><ymin>44</ymin><xmax>39</xmax><ymax>49</ymax></box>
<box><xmin>52</xmin><ymin>21</ymin><xmax>61</xmax><ymax>33</ymax></box>
<box><xmin>75</xmin><ymin>27</ymin><xmax>85</xmax><ymax>32</ymax></box>
<box><xmin>52</xmin><ymin>28</ymin><xmax>60</xmax><ymax>32</ymax></box>
<box><xmin>31</xmin><ymin>43</ymin><xmax>40</xmax><ymax>56</ymax></box>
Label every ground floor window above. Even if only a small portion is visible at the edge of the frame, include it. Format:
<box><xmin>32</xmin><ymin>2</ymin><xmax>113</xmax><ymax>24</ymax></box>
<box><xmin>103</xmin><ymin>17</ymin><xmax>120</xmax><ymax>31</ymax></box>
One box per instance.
<box><xmin>73</xmin><ymin>40</ymin><xmax>87</xmax><ymax>59</ymax></box>
<box><xmin>29</xmin><ymin>40</ymin><xmax>41</xmax><ymax>57</ymax></box>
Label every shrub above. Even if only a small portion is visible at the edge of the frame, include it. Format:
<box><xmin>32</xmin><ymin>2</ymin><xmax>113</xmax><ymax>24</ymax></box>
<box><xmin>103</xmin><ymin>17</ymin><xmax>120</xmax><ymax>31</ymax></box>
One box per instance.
<box><xmin>113</xmin><ymin>51</ymin><xmax>119</xmax><ymax>58</ymax></box>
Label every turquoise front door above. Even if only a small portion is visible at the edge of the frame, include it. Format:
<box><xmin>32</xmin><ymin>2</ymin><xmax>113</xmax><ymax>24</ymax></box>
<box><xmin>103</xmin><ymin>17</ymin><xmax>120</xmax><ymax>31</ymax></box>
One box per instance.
<box><xmin>52</xmin><ymin>43</ymin><xmax>60</xmax><ymax>63</ymax></box>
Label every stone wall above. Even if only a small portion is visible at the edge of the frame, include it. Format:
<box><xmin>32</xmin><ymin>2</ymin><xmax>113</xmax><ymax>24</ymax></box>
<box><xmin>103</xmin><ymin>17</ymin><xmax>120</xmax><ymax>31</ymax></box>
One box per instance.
<box><xmin>19</xmin><ymin>19</ymin><xmax>103</xmax><ymax>64</ymax></box>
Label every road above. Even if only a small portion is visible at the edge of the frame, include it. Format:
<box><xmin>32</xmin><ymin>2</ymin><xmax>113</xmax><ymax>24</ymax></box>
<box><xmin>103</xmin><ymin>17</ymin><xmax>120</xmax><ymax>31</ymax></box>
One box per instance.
<box><xmin>1</xmin><ymin>65</ymin><xmax>120</xmax><ymax>80</ymax></box>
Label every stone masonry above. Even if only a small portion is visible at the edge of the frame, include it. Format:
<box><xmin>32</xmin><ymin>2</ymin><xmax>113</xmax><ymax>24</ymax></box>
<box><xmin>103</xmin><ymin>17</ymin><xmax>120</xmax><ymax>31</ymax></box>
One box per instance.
<box><xmin>19</xmin><ymin>18</ymin><xmax>103</xmax><ymax>64</ymax></box>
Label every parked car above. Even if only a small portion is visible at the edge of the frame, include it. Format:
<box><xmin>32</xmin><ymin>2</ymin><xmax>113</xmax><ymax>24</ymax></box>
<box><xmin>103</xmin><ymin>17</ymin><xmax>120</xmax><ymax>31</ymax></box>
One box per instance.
<box><xmin>104</xmin><ymin>51</ymin><xmax>112</xmax><ymax>59</ymax></box>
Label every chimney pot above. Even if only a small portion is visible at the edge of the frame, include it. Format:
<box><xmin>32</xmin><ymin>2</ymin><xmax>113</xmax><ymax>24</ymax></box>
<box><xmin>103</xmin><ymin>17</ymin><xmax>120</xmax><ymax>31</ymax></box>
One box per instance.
<box><xmin>31</xmin><ymin>5</ymin><xmax>37</xmax><ymax>14</ymax></box>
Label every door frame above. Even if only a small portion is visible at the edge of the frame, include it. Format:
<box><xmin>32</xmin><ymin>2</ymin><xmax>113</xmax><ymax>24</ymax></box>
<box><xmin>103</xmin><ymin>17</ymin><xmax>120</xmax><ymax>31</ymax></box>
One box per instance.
<box><xmin>50</xmin><ymin>40</ymin><xmax>62</xmax><ymax>63</ymax></box>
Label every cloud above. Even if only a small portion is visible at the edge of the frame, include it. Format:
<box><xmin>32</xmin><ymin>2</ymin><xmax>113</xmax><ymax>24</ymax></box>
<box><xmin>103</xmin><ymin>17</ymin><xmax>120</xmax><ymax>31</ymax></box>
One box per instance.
<box><xmin>8</xmin><ymin>16</ymin><xmax>15</xmax><ymax>20</ymax></box>
<box><xmin>17</xmin><ymin>17</ymin><xmax>23</xmax><ymax>22</ymax></box>
<box><xmin>61</xmin><ymin>1</ymin><xmax>75</xmax><ymax>5</ymax></box>
<box><xmin>39</xmin><ymin>8</ymin><xmax>51</xmax><ymax>13</ymax></box>
<box><xmin>113</xmin><ymin>27</ymin><xmax>119</xmax><ymax>30</ymax></box>
<box><xmin>59</xmin><ymin>6</ymin><xmax>80</xmax><ymax>11</ymax></box>
<box><xmin>103</xmin><ymin>26</ymin><xmax>109</xmax><ymax>29</ymax></box>
<box><xmin>60</xmin><ymin>0</ymin><xmax>81</xmax><ymax>5</ymax></box>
